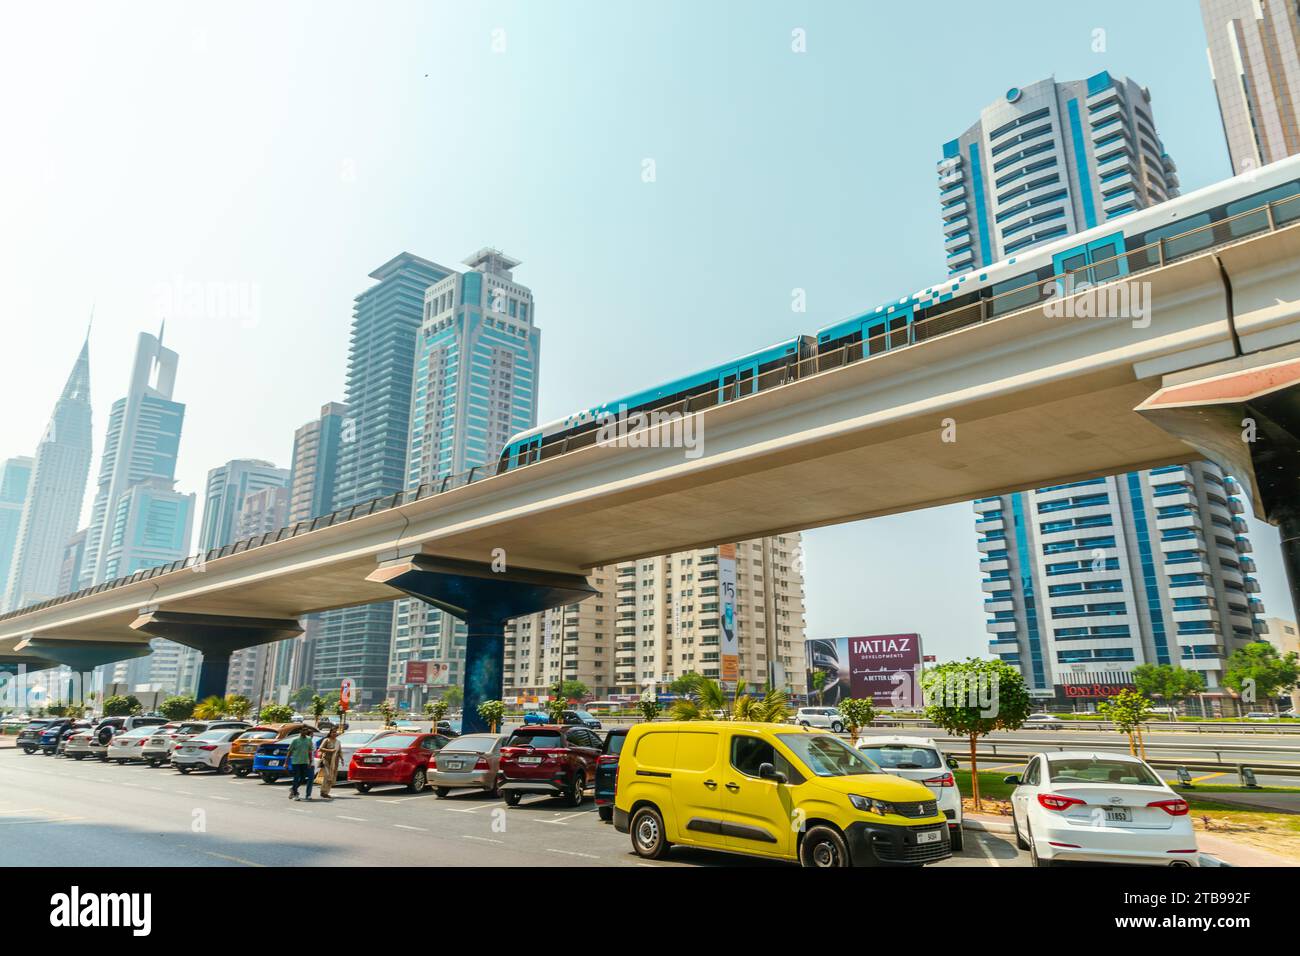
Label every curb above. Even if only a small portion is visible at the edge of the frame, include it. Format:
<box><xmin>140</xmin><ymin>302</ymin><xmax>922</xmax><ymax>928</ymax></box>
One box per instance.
<box><xmin>962</xmin><ymin>815</ymin><xmax>1014</xmax><ymax>834</ymax></box>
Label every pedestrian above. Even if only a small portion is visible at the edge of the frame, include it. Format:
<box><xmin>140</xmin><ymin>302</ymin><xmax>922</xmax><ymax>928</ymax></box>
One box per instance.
<box><xmin>287</xmin><ymin>726</ymin><xmax>315</xmax><ymax>801</ymax></box>
<box><xmin>317</xmin><ymin>725</ymin><xmax>340</xmax><ymax>800</ymax></box>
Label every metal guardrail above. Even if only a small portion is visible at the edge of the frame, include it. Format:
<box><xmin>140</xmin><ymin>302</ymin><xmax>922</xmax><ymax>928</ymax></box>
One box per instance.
<box><xmin>870</xmin><ymin>716</ymin><xmax>1300</xmax><ymax>735</ymax></box>
<box><xmin>3</xmin><ymin>192</ymin><xmax>1298</xmax><ymax>626</ymax></box>
<box><xmin>945</xmin><ymin>748</ymin><xmax>1300</xmax><ymax>778</ymax></box>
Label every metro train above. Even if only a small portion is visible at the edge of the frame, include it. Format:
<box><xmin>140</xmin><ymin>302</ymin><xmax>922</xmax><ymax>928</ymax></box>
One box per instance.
<box><xmin>498</xmin><ymin>153</ymin><xmax>1300</xmax><ymax>475</ymax></box>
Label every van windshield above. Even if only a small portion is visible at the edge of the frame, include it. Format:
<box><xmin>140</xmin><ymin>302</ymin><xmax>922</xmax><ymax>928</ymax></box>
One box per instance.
<box><xmin>777</xmin><ymin>734</ymin><xmax>881</xmax><ymax>777</ymax></box>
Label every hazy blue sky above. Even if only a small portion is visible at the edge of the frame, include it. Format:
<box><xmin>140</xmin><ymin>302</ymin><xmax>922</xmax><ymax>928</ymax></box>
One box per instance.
<box><xmin>0</xmin><ymin>1</ymin><xmax>1289</xmax><ymax>662</ymax></box>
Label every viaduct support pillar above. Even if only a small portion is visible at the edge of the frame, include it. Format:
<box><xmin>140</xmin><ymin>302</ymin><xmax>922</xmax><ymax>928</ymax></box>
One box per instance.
<box><xmin>130</xmin><ymin>611</ymin><xmax>303</xmax><ymax>702</ymax></box>
<box><xmin>10</xmin><ymin>638</ymin><xmax>151</xmax><ymax>708</ymax></box>
<box><xmin>369</xmin><ymin>555</ymin><xmax>598</xmax><ymax>734</ymax></box>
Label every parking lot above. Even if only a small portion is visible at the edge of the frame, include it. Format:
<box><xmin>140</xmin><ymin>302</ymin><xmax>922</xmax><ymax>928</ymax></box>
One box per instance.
<box><xmin>0</xmin><ymin>748</ymin><xmax>1029</xmax><ymax>868</ymax></box>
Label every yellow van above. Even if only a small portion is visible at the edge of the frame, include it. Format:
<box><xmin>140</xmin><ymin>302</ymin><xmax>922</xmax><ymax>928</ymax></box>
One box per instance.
<box><xmin>612</xmin><ymin>721</ymin><xmax>951</xmax><ymax>867</ymax></box>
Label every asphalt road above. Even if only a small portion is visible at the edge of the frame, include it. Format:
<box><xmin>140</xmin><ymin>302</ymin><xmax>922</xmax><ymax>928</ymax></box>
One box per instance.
<box><xmin>0</xmin><ymin>749</ymin><xmax>1026</xmax><ymax>868</ymax></box>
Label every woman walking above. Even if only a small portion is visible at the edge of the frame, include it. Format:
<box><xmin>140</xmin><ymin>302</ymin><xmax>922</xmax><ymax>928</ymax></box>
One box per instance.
<box><xmin>317</xmin><ymin>725</ymin><xmax>341</xmax><ymax>800</ymax></box>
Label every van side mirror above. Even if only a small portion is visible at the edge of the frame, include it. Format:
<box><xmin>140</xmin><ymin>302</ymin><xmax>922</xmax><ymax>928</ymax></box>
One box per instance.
<box><xmin>759</xmin><ymin>762</ymin><xmax>787</xmax><ymax>784</ymax></box>
<box><xmin>1003</xmin><ymin>774</ymin><xmax>1021</xmax><ymax>785</ymax></box>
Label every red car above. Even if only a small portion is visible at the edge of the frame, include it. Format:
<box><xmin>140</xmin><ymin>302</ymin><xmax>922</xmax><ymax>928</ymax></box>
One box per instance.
<box><xmin>348</xmin><ymin>732</ymin><xmax>450</xmax><ymax>793</ymax></box>
<box><xmin>499</xmin><ymin>724</ymin><xmax>602</xmax><ymax>807</ymax></box>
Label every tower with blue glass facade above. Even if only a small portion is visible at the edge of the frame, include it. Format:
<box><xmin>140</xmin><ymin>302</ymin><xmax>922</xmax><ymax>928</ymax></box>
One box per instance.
<box><xmin>0</xmin><ymin>457</ymin><xmax>33</xmax><ymax>605</ymax></box>
<box><xmin>388</xmin><ymin>248</ymin><xmax>541</xmax><ymax>703</ymax></box>
<box><xmin>943</xmin><ymin>74</ymin><xmax>1265</xmax><ymax>711</ymax></box>
<box><xmin>313</xmin><ymin>253</ymin><xmax>456</xmax><ymax>709</ymax></box>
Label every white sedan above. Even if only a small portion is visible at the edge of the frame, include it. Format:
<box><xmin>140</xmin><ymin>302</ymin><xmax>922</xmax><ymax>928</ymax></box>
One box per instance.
<box><xmin>173</xmin><ymin>728</ymin><xmax>248</xmax><ymax>773</ymax></box>
<box><xmin>1007</xmin><ymin>751</ymin><xmax>1198</xmax><ymax>867</ymax></box>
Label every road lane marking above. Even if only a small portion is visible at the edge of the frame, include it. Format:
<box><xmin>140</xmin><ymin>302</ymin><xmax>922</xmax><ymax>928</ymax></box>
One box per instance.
<box><xmin>337</xmin><ymin>815</ymin><xmax>369</xmax><ymax>822</ymax></box>
<box><xmin>1191</xmin><ymin>771</ymin><xmax>1227</xmax><ymax>784</ymax></box>
<box><xmin>462</xmin><ymin>835</ymin><xmax>504</xmax><ymax>844</ymax></box>
<box><xmin>203</xmin><ymin>850</ymin><xmax>265</xmax><ymax>867</ymax></box>
<box><xmin>985</xmin><ymin>764</ymin><xmax>1025</xmax><ymax>772</ymax></box>
<box><xmin>972</xmin><ymin>830</ymin><xmax>1004</xmax><ymax>867</ymax></box>
<box><xmin>441</xmin><ymin>806</ymin><xmax>485</xmax><ymax>813</ymax></box>
<box><xmin>374</xmin><ymin>799</ymin><xmax>404</xmax><ymax>804</ymax></box>
<box><xmin>547</xmin><ymin>847</ymin><xmax>599</xmax><ymax>859</ymax></box>
<box><xmin>208</xmin><ymin>795</ymin><xmax>231</xmax><ymax>801</ymax></box>
<box><xmin>394</xmin><ymin>824</ymin><xmax>427</xmax><ymax>832</ymax></box>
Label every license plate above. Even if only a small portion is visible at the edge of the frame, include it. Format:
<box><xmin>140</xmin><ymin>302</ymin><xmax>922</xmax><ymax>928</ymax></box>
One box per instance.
<box><xmin>518</xmin><ymin>756</ymin><xmax>542</xmax><ymax>765</ymax></box>
<box><xmin>364</xmin><ymin>756</ymin><xmax>384</xmax><ymax>764</ymax></box>
<box><xmin>444</xmin><ymin>762</ymin><xmax>464</xmax><ymax>770</ymax></box>
<box><xmin>1104</xmin><ymin>808</ymin><xmax>1131</xmax><ymax>822</ymax></box>
<box><xmin>267</xmin><ymin>759</ymin><xmax>282</xmax><ymax>767</ymax></box>
<box><xmin>916</xmin><ymin>829</ymin><xmax>942</xmax><ymax>845</ymax></box>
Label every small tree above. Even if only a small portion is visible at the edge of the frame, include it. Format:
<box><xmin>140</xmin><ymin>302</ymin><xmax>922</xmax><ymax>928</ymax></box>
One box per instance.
<box><xmin>922</xmin><ymin>659</ymin><xmax>1031</xmax><ymax>811</ymax></box>
<box><xmin>224</xmin><ymin>695</ymin><xmax>252</xmax><ymax>721</ymax></box>
<box><xmin>558</xmin><ymin>680</ymin><xmax>588</xmax><ymax>702</ymax></box>
<box><xmin>810</xmin><ymin>670</ymin><xmax>828</xmax><ymax>706</ymax></box>
<box><xmin>442</xmin><ymin>685</ymin><xmax>464</xmax><ymax>710</ymax></box>
<box><xmin>1224</xmin><ymin>642</ymin><xmax>1300</xmax><ymax>712</ymax></box>
<box><xmin>1132</xmin><ymin>663</ymin><xmax>1204</xmax><ymax>715</ymax></box>
<box><xmin>289</xmin><ymin>685</ymin><xmax>316</xmax><ymax>709</ymax></box>
<box><xmin>375</xmin><ymin>699</ymin><xmax>397</xmax><ymax>727</ymax></box>
<box><xmin>160</xmin><ymin>695</ymin><xmax>196</xmax><ymax>721</ymax></box>
<box><xmin>636</xmin><ymin>698</ymin><xmax>661</xmax><ymax>722</ymax></box>
<box><xmin>668</xmin><ymin>672</ymin><xmax>703</xmax><ymax>697</ymax></box>
<box><xmin>426</xmin><ymin>699</ymin><xmax>450</xmax><ymax>723</ymax></box>
<box><xmin>546</xmin><ymin>685</ymin><xmax>569</xmax><ymax>723</ymax></box>
<box><xmin>1097</xmin><ymin>689</ymin><xmax>1155</xmax><ymax>758</ymax></box>
<box><xmin>310</xmin><ymin>694</ymin><xmax>329</xmax><ymax>724</ymax></box>
<box><xmin>194</xmin><ymin>695</ymin><xmax>226</xmax><ymax>720</ymax></box>
<box><xmin>103</xmin><ymin>694</ymin><xmax>141</xmax><ymax>717</ymax></box>
<box><xmin>260</xmin><ymin>703</ymin><xmax>294</xmax><ymax>723</ymax></box>
<box><xmin>837</xmin><ymin>698</ymin><xmax>876</xmax><ymax>744</ymax></box>
<box><xmin>478</xmin><ymin>699</ymin><xmax>506</xmax><ymax>733</ymax></box>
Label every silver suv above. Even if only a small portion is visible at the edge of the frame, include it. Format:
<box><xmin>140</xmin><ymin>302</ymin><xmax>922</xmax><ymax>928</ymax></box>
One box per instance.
<box><xmin>793</xmin><ymin>707</ymin><xmax>844</xmax><ymax>732</ymax></box>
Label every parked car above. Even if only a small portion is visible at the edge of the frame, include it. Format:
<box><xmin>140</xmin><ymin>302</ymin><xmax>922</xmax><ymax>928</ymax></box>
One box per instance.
<box><xmin>1006</xmin><ymin>751</ymin><xmax>1197</xmax><ymax>867</ymax></box>
<box><xmin>561</xmin><ymin>710</ymin><xmax>602</xmax><ymax>730</ymax></box>
<box><xmin>69</xmin><ymin>715</ymin><xmax>169</xmax><ymax>760</ymax></box>
<box><xmin>348</xmin><ymin>732</ymin><xmax>450</xmax><ymax>793</ymax></box>
<box><xmin>594</xmin><ymin>727</ymin><xmax>629</xmax><ymax>822</ymax></box>
<box><xmin>254</xmin><ymin>732</ymin><xmax>326</xmax><ymax>784</ymax></box>
<box><xmin>431</xmin><ymin>733</ymin><xmax>506</xmax><ymax>797</ymax></box>
<box><xmin>33</xmin><ymin>718</ymin><xmax>75</xmax><ymax>755</ymax></box>
<box><xmin>42</xmin><ymin>720</ymin><xmax>92</xmax><ymax>756</ymax></box>
<box><xmin>522</xmin><ymin>711</ymin><xmax>550</xmax><ymax>725</ymax></box>
<box><xmin>142</xmin><ymin>719</ymin><xmax>251</xmax><ymax>768</ymax></box>
<box><xmin>613</xmin><ymin>721</ymin><xmax>951</xmax><ymax>867</ymax></box>
<box><xmin>499</xmin><ymin>724</ymin><xmax>602</xmax><ymax>807</ymax></box>
<box><xmin>855</xmin><ymin>735</ymin><xmax>964</xmax><ymax>851</ymax></box>
<box><xmin>16</xmin><ymin>718</ymin><xmax>56</xmax><ymax>754</ymax></box>
<box><xmin>1245</xmin><ymin>711</ymin><xmax>1279</xmax><ymax>720</ymax></box>
<box><xmin>173</xmin><ymin>728</ymin><xmax>249</xmax><ymax>774</ymax></box>
<box><xmin>1024</xmin><ymin>713</ymin><xmax>1064</xmax><ymax>731</ymax></box>
<box><xmin>435</xmin><ymin>719</ymin><xmax>461</xmax><ymax>738</ymax></box>
<box><xmin>325</xmin><ymin>728</ymin><xmax>392</xmax><ymax>781</ymax></box>
<box><xmin>792</xmin><ymin>707</ymin><xmax>844</xmax><ymax>732</ymax></box>
<box><xmin>227</xmin><ymin>724</ymin><xmax>316</xmax><ymax>777</ymax></box>
<box><xmin>109</xmin><ymin>726</ymin><xmax>169</xmax><ymax>763</ymax></box>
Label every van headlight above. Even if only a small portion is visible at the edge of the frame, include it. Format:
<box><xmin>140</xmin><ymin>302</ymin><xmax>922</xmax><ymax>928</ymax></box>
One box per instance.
<box><xmin>849</xmin><ymin>794</ymin><xmax>894</xmax><ymax>816</ymax></box>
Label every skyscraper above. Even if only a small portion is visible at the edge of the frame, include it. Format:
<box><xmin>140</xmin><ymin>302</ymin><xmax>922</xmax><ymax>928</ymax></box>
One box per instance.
<box><xmin>387</xmin><ymin>249</ymin><xmax>541</xmax><ymax>702</ymax></box>
<box><xmin>4</xmin><ymin>335</ymin><xmax>93</xmax><ymax>612</ymax></box>
<box><xmin>0</xmin><ymin>457</ymin><xmax>33</xmax><ymax>602</ymax></box>
<box><xmin>1201</xmin><ymin>0</ymin><xmax>1300</xmax><ymax>173</ymax></box>
<box><xmin>938</xmin><ymin>72</ymin><xmax>1179</xmax><ymax>276</ymax></box>
<box><xmin>81</xmin><ymin>330</ymin><xmax>196</xmax><ymax>696</ymax></box>
<box><xmin>314</xmin><ymin>253</ymin><xmax>455</xmax><ymax>709</ymax></box>
<box><xmin>942</xmin><ymin>75</ymin><xmax>1266</xmax><ymax>712</ymax></box>
<box><xmin>198</xmin><ymin>459</ymin><xmax>289</xmax><ymax>552</ymax></box>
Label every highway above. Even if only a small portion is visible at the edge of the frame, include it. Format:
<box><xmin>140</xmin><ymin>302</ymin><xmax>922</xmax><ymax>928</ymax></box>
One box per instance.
<box><xmin>0</xmin><ymin>749</ymin><xmax>1026</xmax><ymax>868</ymax></box>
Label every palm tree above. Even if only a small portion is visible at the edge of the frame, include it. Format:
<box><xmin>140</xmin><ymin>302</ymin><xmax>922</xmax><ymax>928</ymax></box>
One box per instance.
<box><xmin>735</xmin><ymin>685</ymin><xmax>791</xmax><ymax>723</ymax></box>
<box><xmin>669</xmin><ymin>676</ymin><xmax>729</xmax><ymax>720</ymax></box>
<box><xmin>193</xmin><ymin>695</ymin><xmax>225</xmax><ymax>720</ymax></box>
<box><xmin>810</xmin><ymin>670</ymin><xmax>828</xmax><ymax>706</ymax></box>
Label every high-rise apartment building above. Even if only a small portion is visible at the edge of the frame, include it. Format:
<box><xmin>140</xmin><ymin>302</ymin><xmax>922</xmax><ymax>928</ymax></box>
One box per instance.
<box><xmin>939</xmin><ymin>72</ymin><xmax>1179</xmax><ymax>276</ymax></box>
<box><xmin>0</xmin><ymin>457</ymin><xmax>33</xmax><ymax>601</ymax></box>
<box><xmin>315</xmin><ymin>253</ymin><xmax>455</xmax><ymax>709</ymax></box>
<box><xmin>57</xmin><ymin>528</ymin><xmax>87</xmax><ymax>596</ymax></box>
<box><xmin>389</xmin><ymin>249</ymin><xmax>541</xmax><ymax>702</ymax></box>
<box><xmin>944</xmin><ymin>75</ymin><xmax>1265</xmax><ymax>710</ymax></box>
<box><xmin>4</xmin><ymin>337</ymin><xmax>93</xmax><ymax>612</ymax></box>
<box><xmin>1201</xmin><ymin>0</ymin><xmax>1300</xmax><ymax>173</ymax></box>
<box><xmin>198</xmin><ymin>459</ymin><xmax>289</xmax><ymax>552</ymax></box>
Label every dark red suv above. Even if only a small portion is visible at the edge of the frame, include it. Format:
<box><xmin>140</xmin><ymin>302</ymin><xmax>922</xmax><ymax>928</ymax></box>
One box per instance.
<box><xmin>499</xmin><ymin>725</ymin><xmax>602</xmax><ymax>807</ymax></box>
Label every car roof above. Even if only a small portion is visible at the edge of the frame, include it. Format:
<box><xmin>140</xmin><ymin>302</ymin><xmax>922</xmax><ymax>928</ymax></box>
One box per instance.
<box><xmin>1036</xmin><ymin>750</ymin><xmax>1144</xmax><ymax>762</ymax></box>
<box><xmin>856</xmin><ymin>736</ymin><xmax>939</xmax><ymax>747</ymax></box>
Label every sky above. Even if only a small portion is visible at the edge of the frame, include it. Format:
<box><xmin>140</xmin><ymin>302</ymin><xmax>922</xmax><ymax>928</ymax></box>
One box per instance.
<box><xmin>0</xmin><ymin>0</ymin><xmax>1290</xmax><ymax>663</ymax></box>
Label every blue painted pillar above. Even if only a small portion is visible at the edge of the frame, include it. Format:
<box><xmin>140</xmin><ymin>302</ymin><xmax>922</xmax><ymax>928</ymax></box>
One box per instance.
<box><xmin>462</xmin><ymin>615</ymin><xmax>505</xmax><ymax>734</ymax></box>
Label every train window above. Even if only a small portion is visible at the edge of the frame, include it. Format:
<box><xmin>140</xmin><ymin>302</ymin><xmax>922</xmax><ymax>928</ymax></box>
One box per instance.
<box><xmin>1140</xmin><ymin>213</ymin><xmax>1213</xmax><ymax>263</ymax></box>
<box><xmin>887</xmin><ymin>315</ymin><xmax>909</xmax><ymax>349</ymax></box>
<box><xmin>1226</xmin><ymin>181</ymin><xmax>1300</xmax><ymax>236</ymax></box>
<box><xmin>989</xmin><ymin>270</ymin><xmax>1044</xmax><ymax>317</ymax></box>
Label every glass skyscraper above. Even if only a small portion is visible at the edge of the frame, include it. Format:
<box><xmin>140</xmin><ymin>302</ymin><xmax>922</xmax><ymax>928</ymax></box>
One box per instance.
<box><xmin>198</xmin><ymin>459</ymin><xmax>289</xmax><ymax>553</ymax></box>
<box><xmin>313</xmin><ymin>253</ymin><xmax>455</xmax><ymax>709</ymax></box>
<box><xmin>4</xmin><ymin>335</ymin><xmax>93</xmax><ymax>612</ymax></box>
<box><xmin>387</xmin><ymin>248</ymin><xmax>541</xmax><ymax>703</ymax></box>
<box><xmin>0</xmin><ymin>457</ymin><xmax>33</xmax><ymax>604</ymax></box>
<box><xmin>942</xmin><ymin>74</ymin><xmax>1265</xmax><ymax>711</ymax></box>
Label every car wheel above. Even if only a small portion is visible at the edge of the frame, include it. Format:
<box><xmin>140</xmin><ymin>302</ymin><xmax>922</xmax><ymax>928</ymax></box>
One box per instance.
<box><xmin>949</xmin><ymin>827</ymin><xmax>964</xmax><ymax>853</ymax></box>
<box><xmin>21</xmin><ymin>746</ymin><xmax>35</xmax><ymax>755</ymax></box>
<box><xmin>630</xmin><ymin>805</ymin><xmax>670</xmax><ymax>859</ymax></box>
<box><xmin>217</xmin><ymin>757</ymin><xmax>230</xmax><ymax>775</ymax></box>
<box><xmin>505</xmin><ymin>790</ymin><xmax>522</xmax><ymax>807</ymax></box>
<box><xmin>435</xmin><ymin>787</ymin><xmax>450</xmax><ymax>798</ymax></box>
<box><xmin>148</xmin><ymin>759</ymin><xmax>161</xmax><ymax>769</ymax></box>
<box><xmin>1027</xmin><ymin>822</ymin><xmax>1051</xmax><ymax>867</ymax></box>
<box><xmin>566</xmin><ymin>773</ymin><xmax>585</xmax><ymax>807</ymax></box>
<box><xmin>178</xmin><ymin>765</ymin><xmax>193</xmax><ymax>775</ymax></box>
<box><xmin>487</xmin><ymin>774</ymin><xmax>503</xmax><ymax>798</ymax></box>
<box><xmin>798</xmin><ymin>721</ymin><xmax>810</xmax><ymax>728</ymax></box>
<box><xmin>234</xmin><ymin>765</ymin><xmax>250</xmax><ymax>777</ymax></box>
<box><xmin>1011</xmin><ymin>807</ymin><xmax>1030</xmax><ymax>850</ymax></box>
<box><xmin>117</xmin><ymin>759</ymin><xmax>127</xmax><ymax>765</ymax></box>
<box><xmin>409</xmin><ymin>767</ymin><xmax>428</xmax><ymax>793</ymax></box>
<box><xmin>598</xmin><ymin>805</ymin><xmax>613</xmax><ymax>823</ymax></box>
<box><xmin>830</xmin><ymin>721</ymin><xmax>843</xmax><ymax>733</ymax></box>
<box><xmin>356</xmin><ymin>783</ymin><xmax>371</xmax><ymax>794</ymax></box>
<box><xmin>73</xmin><ymin>754</ymin><xmax>85</xmax><ymax>761</ymax></box>
<box><xmin>800</xmin><ymin>825</ymin><xmax>851</xmax><ymax>868</ymax></box>
<box><xmin>260</xmin><ymin>772</ymin><xmax>278</xmax><ymax>784</ymax></box>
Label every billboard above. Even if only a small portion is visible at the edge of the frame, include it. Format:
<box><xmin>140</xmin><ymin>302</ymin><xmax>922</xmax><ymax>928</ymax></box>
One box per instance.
<box><xmin>805</xmin><ymin>634</ymin><xmax>924</xmax><ymax>708</ymax></box>
<box><xmin>718</xmin><ymin>543</ymin><xmax>738</xmax><ymax>686</ymax></box>
<box><xmin>403</xmin><ymin>660</ymin><xmax>451</xmax><ymax>686</ymax></box>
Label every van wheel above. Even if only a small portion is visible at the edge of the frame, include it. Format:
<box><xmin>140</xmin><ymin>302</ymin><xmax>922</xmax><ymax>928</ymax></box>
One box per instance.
<box><xmin>800</xmin><ymin>826</ymin><xmax>850</xmax><ymax>868</ymax></box>
<box><xmin>630</xmin><ymin>806</ymin><xmax>670</xmax><ymax>859</ymax></box>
